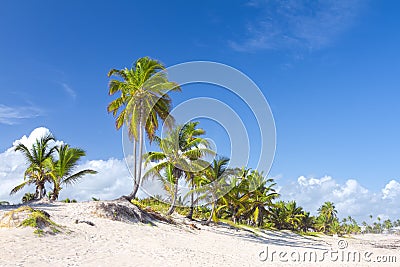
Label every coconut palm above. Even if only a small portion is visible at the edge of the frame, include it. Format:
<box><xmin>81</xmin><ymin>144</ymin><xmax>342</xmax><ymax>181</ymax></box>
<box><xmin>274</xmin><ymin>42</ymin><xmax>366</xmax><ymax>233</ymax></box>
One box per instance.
<box><xmin>144</xmin><ymin>126</ymin><xmax>210</xmax><ymax>215</ymax></box>
<box><xmin>300</xmin><ymin>212</ymin><xmax>315</xmax><ymax>232</ymax></box>
<box><xmin>269</xmin><ymin>200</ymin><xmax>306</xmax><ymax>231</ymax></box>
<box><xmin>318</xmin><ymin>201</ymin><xmax>337</xmax><ymax>223</ymax></box>
<box><xmin>217</xmin><ymin>169</ymin><xmax>278</xmax><ymax>226</ymax></box>
<box><xmin>194</xmin><ymin>156</ymin><xmax>230</xmax><ymax>225</ymax></box>
<box><xmin>216</xmin><ymin>167</ymin><xmax>250</xmax><ymax>224</ymax></box>
<box><xmin>10</xmin><ymin>134</ymin><xmax>56</xmax><ymax>199</ymax></box>
<box><xmin>107</xmin><ymin>57</ymin><xmax>180</xmax><ymax>200</ymax></box>
<box><xmin>316</xmin><ymin>201</ymin><xmax>338</xmax><ymax>233</ymax></box>
<box><xmin>178</xmin><ymin>121</ymin><xmax>210</xmax><ymax>219</ymax></box>
<box><xmin>49</xmin><ymin>144</ymin><xmax>97</xmax><ymax>200</ymax></box>
<box><xmin>241</xmin><ymin>170</ymin><xmax>278</xmax><ymax>227</ymax></box>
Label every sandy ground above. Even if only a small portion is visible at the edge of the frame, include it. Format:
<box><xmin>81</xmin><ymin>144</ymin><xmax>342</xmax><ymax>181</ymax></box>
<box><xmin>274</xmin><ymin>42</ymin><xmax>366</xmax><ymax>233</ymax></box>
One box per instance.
<box><xmin>0</xmin><ymin>201</ymin><xmax>399</xmax><ymax>267</ymax></box>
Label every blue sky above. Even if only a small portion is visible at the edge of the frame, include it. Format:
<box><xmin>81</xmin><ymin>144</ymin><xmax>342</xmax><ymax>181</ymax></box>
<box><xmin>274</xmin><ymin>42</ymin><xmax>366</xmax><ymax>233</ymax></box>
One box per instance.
<box><xmin>1</xmin><ymin>1</ymin><xmax>400</xmax><ymax>220</ymax></box>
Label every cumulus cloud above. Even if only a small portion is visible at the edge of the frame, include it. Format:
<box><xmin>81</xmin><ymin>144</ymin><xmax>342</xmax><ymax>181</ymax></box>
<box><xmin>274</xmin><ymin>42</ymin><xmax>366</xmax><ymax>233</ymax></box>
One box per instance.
<box><xmin>382</xmin><ymin>180</ymin><xmax>400</xmax><ymax>200</ymax></box>
<box><xmin>0</xmin><ymin>127</ymin><xmax>141</xmax><ymax>203</ymax></box>
<box><xmin>230</xmin><ymin>0</ymin><xmax>363</xmax><ymax>52</ymax></box>
<box><xmin>279</xmin><ymin>175</ymin><xmax>400</xmax><ymax>223</ymax></box>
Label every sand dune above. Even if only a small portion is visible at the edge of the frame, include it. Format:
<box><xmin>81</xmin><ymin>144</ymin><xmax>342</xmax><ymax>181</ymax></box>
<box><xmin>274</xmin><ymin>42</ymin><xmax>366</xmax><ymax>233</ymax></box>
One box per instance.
<box><xmin>0</xmin><ymin>200</ymin><xmax>399</xmax><ymax>267</ymax></box>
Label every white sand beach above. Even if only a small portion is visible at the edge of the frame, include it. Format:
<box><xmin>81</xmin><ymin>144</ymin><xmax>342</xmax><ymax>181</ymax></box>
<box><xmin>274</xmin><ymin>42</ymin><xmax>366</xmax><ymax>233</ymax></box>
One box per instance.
<box><xmin>0</xmin><ymin>200</ymin><xmax>399</xmax><ymax>267</ymax></box>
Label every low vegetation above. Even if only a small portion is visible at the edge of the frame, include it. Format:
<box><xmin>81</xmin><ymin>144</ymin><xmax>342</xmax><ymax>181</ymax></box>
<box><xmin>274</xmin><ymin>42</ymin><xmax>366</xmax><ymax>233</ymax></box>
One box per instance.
<box><xmin>0</xmin><ymin>206</ymin><xmax>62</xmax><ymax>236</ymax></box>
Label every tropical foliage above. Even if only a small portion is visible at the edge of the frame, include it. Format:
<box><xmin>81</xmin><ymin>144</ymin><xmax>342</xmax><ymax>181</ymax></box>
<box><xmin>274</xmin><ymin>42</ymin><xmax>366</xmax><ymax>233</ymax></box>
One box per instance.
<box><xmin>143</xmin><ymin>123</ymin><xmax>212</xmax><ymax>215</ymax></box>
<box><xmin>11</xmin><ymin>135</ymin><xmax>96</xmax><ymax>201</ymax></box>
<box><xmin>107</xmin><ymin>56</ymin><xmax>180</xmax><ymax>200</ymax></box>
<box><xmin>11</xmin><ymin>134</ymin><xmax>56</xmax><ymax>199</ymax></box>
<box><xmin>4</xmin><ymin>55</ymin><xmax>397</xmax><ymax>239</ymax></box>
<box><xmin>48</xmin><ymin>144</ymin><xmax>97</xmax><ymax>200</ymax></box>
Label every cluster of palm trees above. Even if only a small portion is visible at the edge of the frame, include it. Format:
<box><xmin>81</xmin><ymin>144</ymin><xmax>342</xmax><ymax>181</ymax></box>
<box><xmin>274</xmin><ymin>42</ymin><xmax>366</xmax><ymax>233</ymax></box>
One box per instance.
<box><xmin>10</xmin><ymin>134</ymin><xmax>97</xmax><ymax>201</ymax></box>
<box><xmin>3</xmin><ymin>56</ymin><xmax>398</xmax><ymax>237</ymax></box>
<box><xmin>361</xmin><ymin>215</ymin><xmax>400</xmax><ymax>234</ymax></box>
<box><xmin>106</xmin><ymin>57</ymin><xmax>282</xmax><ymax>225</ymax></box>
<box><xmin>266</xmin><ymin>200</ymin><xmax>361</xmax><ymax>235</ymax></box>
<box><xmin>105</xmin><ymin>57</ymin><xmax>361</xmax><ymax>232</ymax></box>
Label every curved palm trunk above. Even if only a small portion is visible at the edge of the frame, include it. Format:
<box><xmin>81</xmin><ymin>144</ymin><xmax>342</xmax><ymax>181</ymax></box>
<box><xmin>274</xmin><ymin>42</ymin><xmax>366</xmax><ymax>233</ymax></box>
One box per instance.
<box><xmin>167</xmin><ymin>176</ymin><xmax>179</xmax><ymax>215</ymax></box>
<box><xmin>51</xmin><ymin>177</ymin><xmax>61</xmax><ymax>201</ymax></box>
<box><xmin>36</xmin><ymin>183</ymin><xmax>45</xmax><ymax>199</ymax></box>
<box><xmin>126</xmin><ymin>121</ymin><xmax>144</xmax><ymax>201</ymax></box>
<box><xmin>205</xmin><ymin>193</ymin><xmax>217</xmax><ymax>225</ymax></box>
<box><xmin>127</xmin><ymin>140</ymin><xmax>139</xmax><ymax>200</ymax></box>
<box><xmin>167</xmin><ymin>172</ymin><xmax>179</xmax><ymax>215</ymax></box>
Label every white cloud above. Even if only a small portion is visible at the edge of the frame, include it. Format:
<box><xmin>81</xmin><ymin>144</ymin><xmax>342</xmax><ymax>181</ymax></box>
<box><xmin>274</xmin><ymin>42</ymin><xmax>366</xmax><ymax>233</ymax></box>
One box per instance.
<box><xmin>382</xmin><ymin>180</ymin><xmax>400</xmax><ymax>200</ymax></box>
<box><xmin>231</xmin><ymin>0</ymin><xmax>363</xmax><ymax>52</ymax></box>
<box><xmin>0</xmin><ymin>127</ymin><xmax>163</xmax><ymax>204</ymax></box>
<box><xmin>0</xmin><ymin>104</ymin><xmax>42</xmax><ymax>125</ymax></box>
<box><xmin>59</xmin><ymin>158</ymin><xmax>132</xmax><ymax>201</ymax></box>
<box><xmin>279</xmin><ymin>175</ymin><xmax>400</xmax><ymax>223</ymax></box>
<box><xmin>61</xmin><ymin>83</ymin><xmax>77</xmax><ymax>100</ymax></box>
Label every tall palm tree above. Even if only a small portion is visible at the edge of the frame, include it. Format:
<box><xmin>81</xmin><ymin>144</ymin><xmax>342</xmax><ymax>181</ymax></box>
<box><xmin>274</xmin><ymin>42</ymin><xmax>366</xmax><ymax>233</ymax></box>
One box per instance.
<box><xmin>10</xmin><ymin>134</ymin><xmax>56</xmax><ymax>199</ymax></box>
<box><xmin>107</xmin><ymin>57</ymin><xmax>180</xmax><ymax>200</ymax></box>
<box><xmin>49</xmin><ymin>144</ymin><xmax>97</xmax><ymax>200</ymax></box>
<box><xmin>144</xmin><ymin>126</ymin><xmax>209</xmax><ymax>215</ymax></box>
<box><xmin>178</xmin><ymin>121</ymin><xmax>210</xmax><ymax>220</ymax></box>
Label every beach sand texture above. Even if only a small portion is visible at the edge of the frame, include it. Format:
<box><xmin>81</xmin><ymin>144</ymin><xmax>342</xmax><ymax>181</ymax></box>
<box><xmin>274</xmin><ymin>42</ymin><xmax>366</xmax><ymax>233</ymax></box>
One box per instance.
<box><xmin>1</xmin><ymin>200</ymin><xmax>399</xmax><ymax>267</ymax></box>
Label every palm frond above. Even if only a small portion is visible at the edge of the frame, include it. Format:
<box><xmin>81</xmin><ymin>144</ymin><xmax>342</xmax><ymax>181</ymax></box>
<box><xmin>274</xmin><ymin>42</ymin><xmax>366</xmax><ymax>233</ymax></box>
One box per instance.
<box><xmin>10</xmin><ymin>181</ymin><xmax>30</xmax><ymax>195</ymax></box>
<box><xmin>62</xmin><ymin>169</ymin><xmax>97</xmax><ymax>185</ymax></box>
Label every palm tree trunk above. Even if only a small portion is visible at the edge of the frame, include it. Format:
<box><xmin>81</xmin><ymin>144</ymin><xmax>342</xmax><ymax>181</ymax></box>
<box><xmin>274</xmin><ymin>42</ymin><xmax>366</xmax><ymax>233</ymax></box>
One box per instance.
<box><xmin>206</xmin><ymin>198</ymin><xmax>217</xmax><ymax>225</ymax></box>
<box><xmin>167</xmin><ymin>176</ymin><xmax>178</xmax><ymax>215</ymax></box>
<box><xmin>126</xmin><ymin>140</ymin><xmax>139</xmax><ymax>200</ymax></box>
<box><xmin>186</xmin><ymin>175</ymin><xmax>194</xmax><ymax>220</ymax></box>
<box><xmin>37</xmin><ymin>183</ymin><xmax>44</xmax><ymax>199</ymax></box>
<box><xmin>51</xmin><ymin>187</ymin><xmax>57</xmax><ymax>201</ymax></box>
<box><xmin>126</xmin><ymin>118</ymin><xmax>144</xmax><ymax>201</ymax></box>
<box><xmin>136</xmin><ymin>122</ymin><xmax>144</xmax><ymax>193</ymax></box>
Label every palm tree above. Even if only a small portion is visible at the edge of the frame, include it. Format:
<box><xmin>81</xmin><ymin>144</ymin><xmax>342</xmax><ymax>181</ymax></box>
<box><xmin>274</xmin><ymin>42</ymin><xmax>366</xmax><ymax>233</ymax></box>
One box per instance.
<box><xmin>144</xmin><ymin>126</ymin><xmax>209</xmax><ymax>215</ymax></box>
<box><xmin>194</xmin><ymin>156</ymin><xmax>230</xmax><ymax>225</ymax></box>
<box><xmin>107</xmin><ymin>57</ymin><xmax>180</xmax><ymax>200</ymax></box>
<box><xmin>269</xmin><ymin>201</ymin><xmax>290</xmax><ymax>230</ymax></box>
<box><xmin>316</xmin><ymin>201</ymin><xmax>338</xmax><ymax>234</ymax></box>
<box><xmin>300</xmin><ymin>212</ymin><xmax>315</xmax><ymax>232</ymax></box>
<box><xmin>245</xmin><ymin>171</ymin><xmax>279</xmax><ymax>227</ymax></box>
<box><xmin>318</xmin><ymin>201</ymin><xmax>337</xmax><ymax>223</ymax></box>
<box><xmin>178</xmin><ymin>121</ymin><xmax>210</xmax><ymax>220</ymax></box>
<box><xmin>222</xmin><ymin>170</ymin><xmax>278</xmax><ymax>227</ymax></box>
<box><xmin>218</xmin><ymin>167</ymin><xmax>250</xmax><ymax>224</ymax></box>
<box><xmin>49</xmin><ymin>144</ymin><xmax>97</xmax><ymax>200</ymax></box>
<box><xmin>10</xmin><ymin>134</ymin><xmax>56</xmax><ymax>199</ymax></box>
